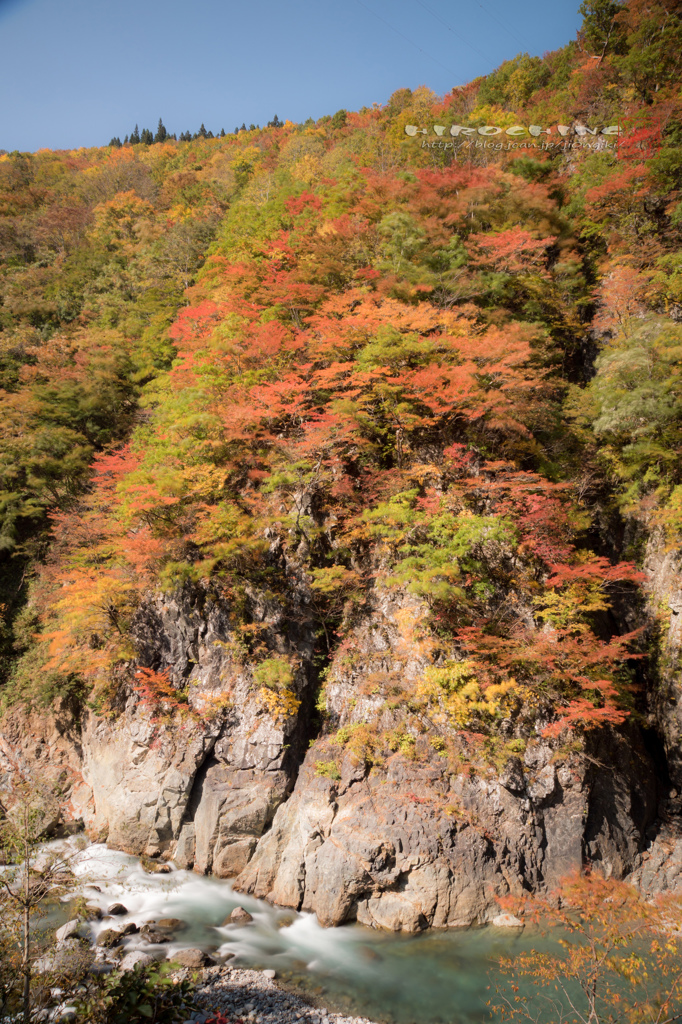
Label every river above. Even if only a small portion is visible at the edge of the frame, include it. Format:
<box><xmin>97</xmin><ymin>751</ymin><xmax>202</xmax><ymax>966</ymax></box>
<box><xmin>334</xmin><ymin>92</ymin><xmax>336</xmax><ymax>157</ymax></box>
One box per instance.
<box><xmin>58</xmin><ymin>841</ymin><xmax>541</xmax><ymax>1024</ymax></box>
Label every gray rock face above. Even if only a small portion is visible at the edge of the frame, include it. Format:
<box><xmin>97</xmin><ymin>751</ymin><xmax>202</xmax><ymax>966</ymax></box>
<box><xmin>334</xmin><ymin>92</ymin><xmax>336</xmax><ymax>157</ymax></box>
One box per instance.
<box><xmin>20</xmin><ymin>585</ymin><xmax>316</xmax><ymax>873</ymax></box>
<box><xmin>642</xmin><ymin>531</ymin><xmax>682</xmax><ymax>788</ymax></box>
<box><xmin>0</xmin><ymin>577</ymin><xmax>673</xmax><ymax>932</ymax></box>
<box><xmin>234</xmin><ymin>725</ymin><xmax>657</xmax><ymax>930</ymax></box>
<box><xmin>629</xmin><ymin>835</ymin><xmax>682</xmax><ymax>896</ymax></box>
<box><xmin>231</xmin><ymin>587</ymin><xmax>660</xmax><ymax>929</ymax></box>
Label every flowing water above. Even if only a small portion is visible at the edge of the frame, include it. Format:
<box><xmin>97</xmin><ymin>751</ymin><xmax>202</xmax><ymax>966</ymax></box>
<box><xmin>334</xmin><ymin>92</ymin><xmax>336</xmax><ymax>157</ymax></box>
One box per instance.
<box><xmin>55</xmin><ymin>842</ymin><xmax>544</xmax><ymax>1024</ymax></box>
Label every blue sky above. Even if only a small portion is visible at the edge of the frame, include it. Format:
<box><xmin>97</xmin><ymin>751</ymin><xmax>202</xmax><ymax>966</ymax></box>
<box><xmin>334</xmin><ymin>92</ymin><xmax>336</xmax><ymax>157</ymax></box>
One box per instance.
<box><xmin>0</xmin><ymin>0</ymin><xmax>582</xmax><ymax>152</ymax></box>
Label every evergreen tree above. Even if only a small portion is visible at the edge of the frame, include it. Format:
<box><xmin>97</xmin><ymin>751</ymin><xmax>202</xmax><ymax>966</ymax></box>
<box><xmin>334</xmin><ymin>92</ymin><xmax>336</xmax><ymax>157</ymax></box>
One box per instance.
<box><xmin>140</xmin><ymin>127</ymin><xmax>154</xmax><ymax>145</ymax></box>
<box><xmin>234</xmin><ymin>126</ymin><xmax>239</xmax><ymax>134</ymax></box>
<box><xmin>267</xmin><ymin>114</ymin><xmax>283</xmax><ymax>128</ymax></box>
<box><xmin>578</xmin><ymin>0</ymin><xmax>627</xmax><ymax>58</ymax></box>
<box><xmin>198</xmin><ymin>123</ymin><xmax>208</xmax><ymax>138</ymax></box>
<box><xmin>154</xmin><ymin>117</ymin><xmax>168</xmax><ymax>143</ymax></box>
<box><xmin>206</xmin><ymin>129</ymin><xmax>214</xmax><ymax>138</ymax></box>
<box><xmin>220</xmin><ymin>128</ymin><xmax>225</xmax><ymax>137</ymax></box>
<box><xmin>123</xmin><ymin>134</ymin><xmax>129</xmax><ymax>144</ymax></box>
<box><xmin>240</xmin><ymin>122</ymin><xmax>246</xmax><ymax>131</ymax></box>
<box><xmin>130</xmin><ymin>124</ymin><xmax>140</xmax><ymax>144</ymax></box>
<box><xmin>249</xmin><ymin>123</ymin><xmax>256</xmax><ymax>131</ymax></box>
<box><xmin>108</xmin><ymin>136</ymin><xmax>122</xmax><ymax>148</ymax></box>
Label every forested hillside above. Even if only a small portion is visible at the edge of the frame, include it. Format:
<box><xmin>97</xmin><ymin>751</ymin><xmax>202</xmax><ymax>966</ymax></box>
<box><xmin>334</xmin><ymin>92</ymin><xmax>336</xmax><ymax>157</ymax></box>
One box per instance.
<box><xmin>2</xmin><ymin>1</ymin><xmax>682</xmax><ymax>914</ymax></box>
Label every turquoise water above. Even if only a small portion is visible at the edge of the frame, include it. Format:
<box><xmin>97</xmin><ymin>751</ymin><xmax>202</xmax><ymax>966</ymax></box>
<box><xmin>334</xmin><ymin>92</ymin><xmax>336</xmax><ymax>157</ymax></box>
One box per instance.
<box><xmin>62</xmin><ymin>842</ymin><xmax>544</xmax><ymax>1024</ymax></box>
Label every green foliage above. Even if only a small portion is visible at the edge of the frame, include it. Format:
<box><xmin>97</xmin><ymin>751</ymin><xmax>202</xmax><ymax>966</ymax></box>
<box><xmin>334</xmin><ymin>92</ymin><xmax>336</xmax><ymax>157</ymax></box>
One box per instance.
<box><xmin>476</xmin><ymin>53</ymin><xmax>551</xmax><ymax>108</ymax></box>
<box><xmin>578</xmin><ymin>0</ymin><xmax>626</xmax><ymax>56</ymax></box>
<box><xmin>314</xmin><ymin>759</ymin><xmax>341</xmax><ymax>779</ymax></box>
<box><xmin>364</xmin><ymin>491</ymin><xmax>516</xmax><ymax>605</ymax></box>
<box><xmin>75</xmin><ymin>961</ymin><xmax>198</xmax><ymax>1024</ymax></box>
<box><xmin>253</xmin><ymin>657</ymin><xmax>294</xmax><ymax>691</ymax></box>
<box><xmin>588</xmin><ymin>318</ymin><xmax>682</xmax><ymax>496</ymax></box>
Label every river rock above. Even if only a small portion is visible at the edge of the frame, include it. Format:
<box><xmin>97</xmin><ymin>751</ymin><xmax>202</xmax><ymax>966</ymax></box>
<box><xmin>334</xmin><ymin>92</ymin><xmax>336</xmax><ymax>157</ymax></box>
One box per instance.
<box><xmin>84</xmin><ymin>903</ymin><xmax>102</xmax><ymax>920</ymax></box>
<box><xmin>169</xmin><ymin>947</ymin><xmax>210</xmax><ymax>968</ymax></box>
<box><xmin>55</xmin><ymin>919</ymin><xmax>80</xmax><ymax>942</ymax></box>
<box><xmin>107</xmin><ymin>903</ymin><xmax>127</xmax><ymax>916</ymax></box>
<box><xmin>119</xmin><ymin>951</ymin><xmax>157</xmax><ymax>973</ymax></box>
<box><xmin>491</xmin><ymin>913</ymin><xmax>524</xmax><ymax>928</ymax></box>
<box><xmin>140</xmin><ymin>924</ymin><xmax>170</xmax><ymax>944</ymax></box>
<box><xmin>156</xmin><ymin>917</ymin><xmax>186</xmax><ymax>930</ymax></box>
<box><xmin>262</xmin><ymin>969</ymin><xmax>276</xmax><ymax>979</ymax></box>
<box><xmin>119</xmin><ymin>922</ymin><xmax>139</xmax><ymax>936</ymax></box>
<box><xmin>96</xmin><ymin>929</ymin><xmax>122</xmax><ymax>948</ymax></box>
<box><xmin>36</xmin><ymin>938</ymin><xmax>89</xmax><ymax>976</ymax></box>
<box><xmin>226</xmin><ymin>906</ymin><xmax>253</xmax><ymax>925</ymax></box>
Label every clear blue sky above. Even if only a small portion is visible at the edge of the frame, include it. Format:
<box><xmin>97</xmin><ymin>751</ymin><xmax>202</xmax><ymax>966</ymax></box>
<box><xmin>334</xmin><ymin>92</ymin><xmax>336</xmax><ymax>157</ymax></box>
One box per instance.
<box><xmin>0</xmin><ymin>0</ymin><xmax>582</xmax><ymax>152</ymax></box>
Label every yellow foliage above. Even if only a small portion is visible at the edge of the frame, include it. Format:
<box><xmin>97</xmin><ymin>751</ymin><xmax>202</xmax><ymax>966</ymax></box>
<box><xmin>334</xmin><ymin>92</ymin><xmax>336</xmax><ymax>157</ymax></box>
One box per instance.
<box><xmin>335</xmin><ymin>722</ymin><xmax>382</xmax><ymax>766</ymax></box>
<box><xmin>417</xmin><ymin>660</ymin><xmax>520</xmax><ymax>728</ymax></box>
<box><xmin>258</xmin><ymin>686</ymin><xmax>301</xmax><ymax>721</ymax></box>
<box><xmin>292</xmin><ymin>155</ymin><xmax>323</xmax><ymax>186</ymax></box>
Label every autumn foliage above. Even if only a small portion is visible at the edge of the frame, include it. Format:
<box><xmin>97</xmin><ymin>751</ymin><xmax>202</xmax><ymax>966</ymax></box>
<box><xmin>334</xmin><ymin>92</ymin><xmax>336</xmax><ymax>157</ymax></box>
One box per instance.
<box><xmin>493</xmin><ymin>872</ymin><xmax>682</xmax><ymax>1024</ymax></box>
<box><xmin>1</xmin><ymin>0</ymin><xmax>681</xmax><ymax>748</ymax></box>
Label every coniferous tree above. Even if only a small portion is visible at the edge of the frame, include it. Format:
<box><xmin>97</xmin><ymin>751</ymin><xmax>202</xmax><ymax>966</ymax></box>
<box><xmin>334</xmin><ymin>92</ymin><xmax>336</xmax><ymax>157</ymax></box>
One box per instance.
<box><xmin>108</xmin><ymin>136</ymin><xmax>122</xmax><ymax>148</ymax></box>
<box><xmin>249</xmin><ymin>123</ymin><xmax>256</xmax><ymax>131</ymax></box>
<box><xmin>154</xmin><ymin>118</ymin><xmax>168</xmax><ymax>143</ymax></box>
<box><xmin>234</xmin><ymin>126</ymin><xmax>239</xmax><ymax>134</ymax></box>
<box><xmin>240</xmin><ymin>122</ymin><xmax>246</xmax><ymax>132</ymax></box>
<box><xmin>220</xmin><ymin>128</ymin><xmax>225</xmax><ymax>137</ymax></box>
<box><xmin>198</xmin><ymin>123</ymin><xmax>208</xmax><ymax>138</ymax></box>
<box><xmin>331</xmin><ymin>109</ymin><xmax>348</xmax><ymax>129</ymax></box>
<box><xmin>267</xmin><ymin>114</ymin><xmax>283</xmax><ymax>127</ymax></box>
<box><xmin>140</xmin><ymin>127</ymin><xmax>154</xmax><ymax>145</ymax></box>
<box><xmin>130</xmin><ymin>124</ymin><xmax>140</xmax><ymax>144</ymax></box>
<box><xmin>123</xmin><ymin>134</ymin><xmax>129</xmax><ymax>144</ymax></box>
<box><xmin>579</xmin><ymin>0</ymin><xmax>627</xmax><ymax>58</ymax></box>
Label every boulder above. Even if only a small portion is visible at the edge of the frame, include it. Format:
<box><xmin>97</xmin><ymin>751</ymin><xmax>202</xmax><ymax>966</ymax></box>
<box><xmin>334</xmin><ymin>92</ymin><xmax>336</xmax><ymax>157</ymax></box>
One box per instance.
<box><xmin>140</xmin><ymin>926</ymin><xmax>169</xmax><ymax>945</ymax></box>
<box><xmin>156</xmin><ymin>917</ymin><xmax>186</xmax><ymax>931</ymax></box>
<box><xmin>168</xmin><ymin>948</ymin><xmax>209</xmax><ymax>969</ymax></box>
<box><xmin>225</xmin><ymin>906</ymin><xmax>253</xmax><ymax>925</ymax></box>
<box><xmin>107</xmin><ymin>903</ymin><xmax>127</xmax><ymax>916</ymax></box>
<box><xmin>55</xmin><ymin>919</ymin><xmax>80</xmax><ymax>942</ymax></box>
<box><xmin>96</xmin><ymin>929</ymin><xmax>122</xmax><ymax>948</ymax></box>
<box><xmin>491</xmin><ymin>913</ymin><xmax>524</xmax><ymax>928</ymax></box>
<box><xmin>119</xmin><ymin>951</ymin><xmax>157</xmax><ymax>973</ymax></box>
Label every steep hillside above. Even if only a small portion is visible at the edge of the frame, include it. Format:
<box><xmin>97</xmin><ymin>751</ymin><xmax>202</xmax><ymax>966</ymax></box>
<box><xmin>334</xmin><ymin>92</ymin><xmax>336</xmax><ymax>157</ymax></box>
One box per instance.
<box><xmin>2</xmin><ymin>0</ymin><xmax>682</xmax><ymax>930</ymax></box>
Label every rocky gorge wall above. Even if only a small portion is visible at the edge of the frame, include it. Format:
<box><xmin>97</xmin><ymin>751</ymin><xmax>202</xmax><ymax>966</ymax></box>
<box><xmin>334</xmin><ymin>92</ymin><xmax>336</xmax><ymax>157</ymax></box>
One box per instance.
<box><xmin>2</xmin><ymin>540</ymin><xmax>681</xmax><ymax>932</ymax></box>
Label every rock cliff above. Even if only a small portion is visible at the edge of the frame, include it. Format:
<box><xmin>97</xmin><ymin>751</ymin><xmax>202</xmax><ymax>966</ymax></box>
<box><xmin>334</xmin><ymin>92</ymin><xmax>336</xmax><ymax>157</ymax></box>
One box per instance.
<box><xmin>1</xmin><ymin>567</ymin><xmax>678</xmax><ymax>931</ymax></box>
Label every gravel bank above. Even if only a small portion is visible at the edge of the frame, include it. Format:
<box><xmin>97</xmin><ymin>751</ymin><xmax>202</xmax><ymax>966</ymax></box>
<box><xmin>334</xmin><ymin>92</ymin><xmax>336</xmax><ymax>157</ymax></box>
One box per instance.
<box><xmin>183</xmin><ymin>964</ymin><xmax>381</xmax><ymax>1024</ymax></box>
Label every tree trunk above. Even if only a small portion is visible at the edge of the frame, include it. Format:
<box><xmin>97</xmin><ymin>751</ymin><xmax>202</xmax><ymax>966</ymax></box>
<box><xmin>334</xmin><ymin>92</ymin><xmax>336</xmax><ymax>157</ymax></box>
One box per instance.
<box><xmin>22</xmin><ymin>902</ymin><xmax>30</xmax><ymax>1024</ymax></box>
